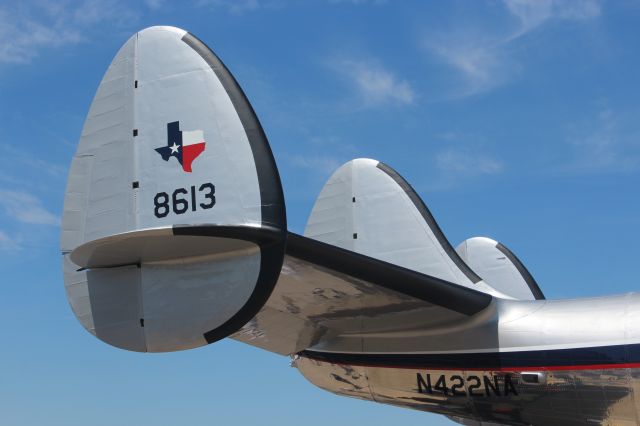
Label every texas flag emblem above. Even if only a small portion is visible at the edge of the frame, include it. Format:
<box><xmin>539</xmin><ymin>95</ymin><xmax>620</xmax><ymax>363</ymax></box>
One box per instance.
<box><xmin>155</xmin><ymin>121</ymin><xmax>206</xmax><ymax>173</ymax></box>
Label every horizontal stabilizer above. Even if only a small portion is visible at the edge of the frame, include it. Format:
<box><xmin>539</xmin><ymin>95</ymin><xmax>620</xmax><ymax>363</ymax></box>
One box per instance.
<box><xmin>232</xmin><ymin>232</ymin><xmax>494</xmax><ymax>355</ymax></box>
<box><xmin>69</xmin><ymin>225</ymin><xmax>281</xmax><ymax>269</ymax></box>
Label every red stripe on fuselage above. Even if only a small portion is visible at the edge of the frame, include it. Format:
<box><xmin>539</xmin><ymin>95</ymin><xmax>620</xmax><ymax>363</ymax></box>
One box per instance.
<box><xmin>182</xmin><ymin>142</ymin><xmax>206</xmax><ymax>172</ymax></box>
<box><xmin>300</xmin><ymin>356</ymin><xmax>640</xmax><ymax>372</ymax></box>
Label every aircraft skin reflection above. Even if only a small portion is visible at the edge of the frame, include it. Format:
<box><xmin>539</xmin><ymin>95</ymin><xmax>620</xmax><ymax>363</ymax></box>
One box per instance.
<box><xmin>290</xmin><ymin>294</ymin><xmax>640</xmax><ymax>426</ymax></box>
<box><xmin>295</xmin><ymin>359</ymin><xmax>637</xmax><ymax>426</ymax></box>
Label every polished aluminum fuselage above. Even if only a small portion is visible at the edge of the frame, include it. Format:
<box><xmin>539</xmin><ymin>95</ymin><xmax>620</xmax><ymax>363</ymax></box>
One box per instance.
<box><xmin>294</xmin><ymin>293</ymin><xmax>640</xmax><ymax>425</ymax></box>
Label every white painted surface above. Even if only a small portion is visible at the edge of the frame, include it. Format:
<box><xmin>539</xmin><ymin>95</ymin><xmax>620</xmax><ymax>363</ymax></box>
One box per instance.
<box><xmin>305</xmin><ymin>159</ymin><xmax>507</xmax><ymax>297</ymax></box>
<box><xmin>457</xmin><ymin>237</ymin><xmax>538</xmax><ymax>300</ymax></box>
<box><xmin>61</xmin><ymin>26</ymin><xmax>271</xmax><ymax>352</ymax></box>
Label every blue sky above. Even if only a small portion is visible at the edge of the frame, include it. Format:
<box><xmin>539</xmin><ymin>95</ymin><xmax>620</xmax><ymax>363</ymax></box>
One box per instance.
<box><xmin>1</xmin><ymin>0</ymin><xmax>640</xmax><ymax>424</ymax></box>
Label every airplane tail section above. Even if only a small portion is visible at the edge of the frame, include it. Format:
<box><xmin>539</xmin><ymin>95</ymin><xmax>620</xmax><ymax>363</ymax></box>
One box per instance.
<box><xmin>61</xmin><ymin>27</ymin><xmax>506</xmax><ymax>358</ymax></box>
<box><xmin>304</xmin><ymin>159</ymin><xmax>504</xmax><ymax>296</ymax></box>
<box><xmin>60</xmin><ymin>26</ymin><xmax>286</xmax><ymax>352</ymax></box>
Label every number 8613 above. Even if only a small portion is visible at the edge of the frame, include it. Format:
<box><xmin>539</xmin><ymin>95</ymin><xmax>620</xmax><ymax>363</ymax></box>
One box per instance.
<box><xmin>153</xmin><ymin>183</ymin><xmax>215</xmax><ymax>218</ymax></box>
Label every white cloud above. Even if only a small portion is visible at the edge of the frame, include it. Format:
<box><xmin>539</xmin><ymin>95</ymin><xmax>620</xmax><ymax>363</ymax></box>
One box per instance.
<box><xmin>144</xmin><ymin>0</ymin><xmax>165</xmax><ymax>10</ymax></box>
<box><xmin>426</xmin><ymin>38</ymin><xmax>512</xmax><ymax>97</ymax></box>
<box><xmin>334</xmin><ymin>59</ymin><xmax>414</xmax><ymax>106</ymax></box>
<box><xmin>416</xmin><ymin>146</ymin><xmax>504</xmax><ymax>191</ymax></box>
<box><xmin>564</xmin><ymin>106</ymin><xmax>640</xmax><ymax>173</ymax></box>
<box><xmin>0</xmin><ymin>143</ymin><xmax>66</xmax><ymax>177</ymax></box>
<box><xmin>288</xmin><ymin>154</ymin><xmax>343</xmax><ymax>175</ymax></box>
<box><xmin>0</xmin><ymin>230</ymin><xmax>21</xmax><ymax>251</ymax></box>
<box><xmin>505</xmin><ymin>0</ymin><xmax>600</xmax><ymax>38</ymax></box>
<box><xmin>23</xmin><ymin>158</ymin><xmax>67</xmax><ymax>177</ymax></box>
<box><xmin>436</xmin><ymin>148</ymin><xmax>503</xmax><ymax>175</ymax></box>
<box><xmin>0</xmin><ymin>9</ymin><xmax>82</xmax><ymax>64</ymax></box>
<box><xmin>0</xmin><ymin>190</ymin><xmax>59</xmax><ymax>226</ymax></box>
<box><xmin>198</xmin><ymin>0</ymin><xmax>385</xmax><ymax>11</ymax></box>
<box><xmin>0</xmin><ymin>0</ymin><xmax>139</xmax><ymax>65</ymax></box>
<box><xmin>284</xmin><ymin>135</ymin><xmax>356</xmax><ymax>177</ymax></box>
<box><xmin>195</xmin><ymin>0</ymin><xmax>278</xmax><ymax>14</ymax></box>
<box><xmin>425</xmin><ymin>0</ymin><xmax>601</xmax><ymax>97</ymax></box>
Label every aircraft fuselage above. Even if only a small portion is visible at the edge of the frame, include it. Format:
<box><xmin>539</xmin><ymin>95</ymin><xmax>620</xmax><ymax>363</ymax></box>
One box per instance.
<box><xmin>294</xmin><ymin>293</ymin><xmax>640</xmax><ymax>425</ymax></box>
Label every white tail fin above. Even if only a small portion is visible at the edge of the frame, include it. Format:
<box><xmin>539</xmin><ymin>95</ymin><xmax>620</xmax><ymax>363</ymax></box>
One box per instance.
<box><xmin>304</xmin><ymin>159</ymin><xmax>505</xmax><ymax>296</ymax></box>
<box><xmin>61</xmin><ymin>26</ymin><xmax>286</xmax><ymax>352</ymax></box>
<box><xmin>456</xmin><ymin>237</ymin><xmax>544</xmax><ymax>300</ymax></box>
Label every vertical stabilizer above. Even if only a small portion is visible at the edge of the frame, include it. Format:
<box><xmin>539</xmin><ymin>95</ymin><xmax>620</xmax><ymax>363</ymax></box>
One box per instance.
<box><xmin>61</xmin><ymin>26</ymin><xmax>286</xmax><ymax>352</ymax></box>
<box><xmin>304</xmin><ymin>159</ymin><xmax>504</xmax><ymax>296</ymax></box>
<box><xmin>456</xmin><ymin>237</ymin><xmax>544</xmax><ymax>300</ymax></box>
